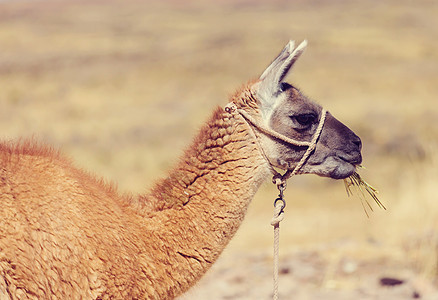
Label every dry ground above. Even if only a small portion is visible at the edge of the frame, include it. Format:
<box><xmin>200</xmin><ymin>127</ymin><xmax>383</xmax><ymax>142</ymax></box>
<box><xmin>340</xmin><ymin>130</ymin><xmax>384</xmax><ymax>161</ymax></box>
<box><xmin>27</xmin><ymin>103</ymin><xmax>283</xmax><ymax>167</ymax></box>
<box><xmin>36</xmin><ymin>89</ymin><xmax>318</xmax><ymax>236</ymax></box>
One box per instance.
<box><xmin>1</xmin><ymin>0</ymin><xmax>437</xmax><ymax>298</ymax></box>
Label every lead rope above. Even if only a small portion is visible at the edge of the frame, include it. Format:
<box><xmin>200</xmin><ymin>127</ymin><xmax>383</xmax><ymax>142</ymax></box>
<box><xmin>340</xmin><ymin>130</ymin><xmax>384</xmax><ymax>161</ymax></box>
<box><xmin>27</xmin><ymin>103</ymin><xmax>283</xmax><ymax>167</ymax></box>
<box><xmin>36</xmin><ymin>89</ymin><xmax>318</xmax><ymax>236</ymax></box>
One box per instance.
<box><xmin>271</xmin><ymin>183</ymin><xmax>286</xmax><ymax>300</ymax></box>
<box><xmin>225</xmin><ymin>102</ymin><xmax>327</xmax><ymax>300</ymax></box>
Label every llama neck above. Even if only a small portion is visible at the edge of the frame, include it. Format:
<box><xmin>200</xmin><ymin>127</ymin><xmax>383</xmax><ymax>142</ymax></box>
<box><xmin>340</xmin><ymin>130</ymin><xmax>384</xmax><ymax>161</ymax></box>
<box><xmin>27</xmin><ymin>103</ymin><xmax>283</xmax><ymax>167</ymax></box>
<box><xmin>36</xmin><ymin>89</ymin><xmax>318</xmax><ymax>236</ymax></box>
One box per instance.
<box><xmin>149</xmin><ymin>107</ymin><xmax>268</xmax><ymax>212</ymax></box>
<box><xmin>138</xmin><ymin>105</ymin><xmax>270</xmax><ymax>298</ymax></box>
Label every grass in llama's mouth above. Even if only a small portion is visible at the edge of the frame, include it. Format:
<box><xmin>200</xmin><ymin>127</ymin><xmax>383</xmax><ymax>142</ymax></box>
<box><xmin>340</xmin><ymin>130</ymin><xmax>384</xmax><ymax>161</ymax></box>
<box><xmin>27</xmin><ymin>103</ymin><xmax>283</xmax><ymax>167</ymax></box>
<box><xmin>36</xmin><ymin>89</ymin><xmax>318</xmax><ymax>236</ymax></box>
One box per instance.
<box><xmin>344</xmin><ymin>166</ymin><xmax>386</xmax><ymax>217</ymax></box>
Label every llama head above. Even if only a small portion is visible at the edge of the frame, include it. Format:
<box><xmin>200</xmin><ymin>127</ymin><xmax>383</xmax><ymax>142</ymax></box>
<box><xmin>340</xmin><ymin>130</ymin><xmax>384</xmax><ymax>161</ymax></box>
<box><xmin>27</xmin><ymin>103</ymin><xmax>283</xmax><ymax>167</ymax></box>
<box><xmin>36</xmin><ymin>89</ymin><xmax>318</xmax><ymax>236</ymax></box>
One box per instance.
<box><xmin>250</xmin><ymin>40</ymin><xmax>362</xmax><ymax>179</ymax></box>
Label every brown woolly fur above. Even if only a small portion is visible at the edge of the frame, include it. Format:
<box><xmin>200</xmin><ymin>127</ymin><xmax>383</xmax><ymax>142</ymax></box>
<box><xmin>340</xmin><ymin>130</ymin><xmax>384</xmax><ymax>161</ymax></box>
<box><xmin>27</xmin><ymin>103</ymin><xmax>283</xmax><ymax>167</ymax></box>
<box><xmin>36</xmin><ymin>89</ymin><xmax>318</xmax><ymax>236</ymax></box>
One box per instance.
<box><xmin>0</xmin><ymin>138</ymin><xmax>61</xmax><ymax>161</ymax></box>
<box><xmin>0</xmin><ymin>138</ymin><xmax>120</xmax><ymax>197</ymax></box>
<box><xmin>230</xmin><ymin>79</ymin><xmax>260</xmax><ymax>111</ymax></box>
<box><xmin>0</xmin><ymin>82</ymin><xmax>271</xmax><ymax>299</ymax></box>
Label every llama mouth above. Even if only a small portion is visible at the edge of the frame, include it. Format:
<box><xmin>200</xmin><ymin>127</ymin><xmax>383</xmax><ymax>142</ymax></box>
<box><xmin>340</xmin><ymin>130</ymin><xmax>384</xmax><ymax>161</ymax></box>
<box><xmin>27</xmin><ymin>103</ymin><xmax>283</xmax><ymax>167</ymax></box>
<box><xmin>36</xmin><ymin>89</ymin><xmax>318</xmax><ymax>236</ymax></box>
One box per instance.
<box><xmin>331</xmin><ymin>165</ymin><xmax>356</xmax><ymax>179</ymax></box>
<box><xmin>338</xmin><ymin>153</ymin><xmax>362</xmax><ymax>167</ymax></box>
<box><xmin>293</xmin><ymin>155</ymin><xmax>358</xmax><ymax>179</ymax></box>
<box><xmin>321</xmin><ymin>155</ymin><xmax>360</xmax><ymax>179</ymax></box>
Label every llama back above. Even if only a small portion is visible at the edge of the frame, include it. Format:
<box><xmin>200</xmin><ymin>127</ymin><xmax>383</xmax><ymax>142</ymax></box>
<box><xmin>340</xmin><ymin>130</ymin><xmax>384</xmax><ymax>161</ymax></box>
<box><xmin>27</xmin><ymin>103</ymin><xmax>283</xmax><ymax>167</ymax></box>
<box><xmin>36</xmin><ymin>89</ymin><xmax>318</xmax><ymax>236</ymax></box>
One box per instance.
<box><xmin>0</xmin><ymin>140</ymin><xmax>153</xmax><ymax>298</ymax></box>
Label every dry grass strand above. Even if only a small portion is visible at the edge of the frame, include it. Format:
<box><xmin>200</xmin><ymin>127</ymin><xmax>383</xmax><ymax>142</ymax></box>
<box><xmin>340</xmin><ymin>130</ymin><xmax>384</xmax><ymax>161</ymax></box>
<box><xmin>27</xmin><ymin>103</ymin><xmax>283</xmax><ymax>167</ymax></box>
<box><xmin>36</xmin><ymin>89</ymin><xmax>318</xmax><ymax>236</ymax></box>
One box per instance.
<box><xmin>344</xmin><ymin>168</ymin><xmax>386</xmax><ymax>217</ymax></box>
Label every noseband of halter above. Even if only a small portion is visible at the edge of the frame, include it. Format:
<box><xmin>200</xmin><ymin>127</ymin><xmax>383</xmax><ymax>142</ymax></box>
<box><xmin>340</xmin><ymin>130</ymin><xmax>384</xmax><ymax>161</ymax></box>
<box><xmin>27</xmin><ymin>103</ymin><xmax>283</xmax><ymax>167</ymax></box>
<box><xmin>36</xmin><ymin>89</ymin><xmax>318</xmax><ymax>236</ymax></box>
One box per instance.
<box><xmin>224</xmin><ymin>102</ymin><xmax>327</xmax><ymax>187</ymax></box>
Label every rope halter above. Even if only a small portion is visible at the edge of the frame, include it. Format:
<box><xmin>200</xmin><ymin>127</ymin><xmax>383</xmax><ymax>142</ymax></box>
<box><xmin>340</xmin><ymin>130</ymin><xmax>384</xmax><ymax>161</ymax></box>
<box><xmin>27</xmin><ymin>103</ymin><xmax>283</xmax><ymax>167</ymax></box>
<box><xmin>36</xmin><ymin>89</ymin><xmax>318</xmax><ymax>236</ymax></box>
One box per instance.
<box><xmin>224</xmin><ymin>101</ymin><xmax>327</xmax><ymax>186</ymax></box>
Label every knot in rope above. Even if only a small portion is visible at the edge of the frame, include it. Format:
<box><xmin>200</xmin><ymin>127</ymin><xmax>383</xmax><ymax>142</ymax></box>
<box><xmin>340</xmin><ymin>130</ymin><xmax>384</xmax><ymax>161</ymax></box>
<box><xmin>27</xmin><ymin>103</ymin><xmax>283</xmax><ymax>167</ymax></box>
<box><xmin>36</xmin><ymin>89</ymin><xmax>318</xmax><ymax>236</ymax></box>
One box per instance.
<box><xmin>272</xmin><ymin>173</ymin><xmax>286</xmax><ymax>187</ymax></box>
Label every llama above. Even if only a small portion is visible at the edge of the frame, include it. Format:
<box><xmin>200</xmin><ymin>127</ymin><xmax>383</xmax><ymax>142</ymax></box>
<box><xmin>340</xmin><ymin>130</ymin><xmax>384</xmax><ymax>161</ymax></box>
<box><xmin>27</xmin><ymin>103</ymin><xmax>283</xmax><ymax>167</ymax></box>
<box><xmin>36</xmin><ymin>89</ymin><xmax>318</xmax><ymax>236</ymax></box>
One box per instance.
<box><xmin>0</xmin><ymin>41</ymin><xmax>362</xmax><ymax>299</ymax></box>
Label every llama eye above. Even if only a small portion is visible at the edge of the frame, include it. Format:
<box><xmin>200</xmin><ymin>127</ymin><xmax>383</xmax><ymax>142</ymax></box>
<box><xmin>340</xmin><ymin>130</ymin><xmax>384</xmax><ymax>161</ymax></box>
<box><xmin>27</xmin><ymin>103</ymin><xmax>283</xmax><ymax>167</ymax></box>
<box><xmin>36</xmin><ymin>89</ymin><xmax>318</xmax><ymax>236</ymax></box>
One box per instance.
<box><xmin>293</xmin><ymin>113</ymin><xmax>317</xmax><ymax>127</ymax></box>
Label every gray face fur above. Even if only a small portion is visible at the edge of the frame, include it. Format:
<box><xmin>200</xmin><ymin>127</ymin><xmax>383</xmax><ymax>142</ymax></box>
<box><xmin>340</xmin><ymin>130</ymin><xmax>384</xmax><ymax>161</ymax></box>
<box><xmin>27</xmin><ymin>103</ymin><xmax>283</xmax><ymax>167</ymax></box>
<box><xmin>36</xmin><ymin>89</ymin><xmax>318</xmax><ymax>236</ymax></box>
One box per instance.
<box><xmin>254</xmin><ymin>41</ymin><xmax>362</xmax><ymax>179</ymax></box>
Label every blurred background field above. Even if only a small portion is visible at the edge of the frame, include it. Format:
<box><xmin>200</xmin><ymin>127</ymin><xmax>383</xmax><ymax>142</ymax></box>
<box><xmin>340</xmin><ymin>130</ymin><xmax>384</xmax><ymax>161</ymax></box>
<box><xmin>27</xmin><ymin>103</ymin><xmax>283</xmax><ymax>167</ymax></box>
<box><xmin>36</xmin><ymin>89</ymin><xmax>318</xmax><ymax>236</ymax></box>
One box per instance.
<box><xmin>0</xmin><ymin>0</ymin><xmax>437</xmax><ymax>298</ymax></box>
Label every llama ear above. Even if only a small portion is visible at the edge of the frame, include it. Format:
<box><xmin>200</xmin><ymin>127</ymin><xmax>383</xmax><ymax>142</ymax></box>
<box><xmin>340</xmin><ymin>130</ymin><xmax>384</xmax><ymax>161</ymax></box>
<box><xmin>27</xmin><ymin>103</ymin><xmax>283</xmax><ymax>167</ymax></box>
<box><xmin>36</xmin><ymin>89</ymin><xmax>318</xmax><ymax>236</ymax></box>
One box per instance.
<box><xmin>258</xmin><ymin>40</ymin><xmax>307</xmax><ymax>99</ymax></box>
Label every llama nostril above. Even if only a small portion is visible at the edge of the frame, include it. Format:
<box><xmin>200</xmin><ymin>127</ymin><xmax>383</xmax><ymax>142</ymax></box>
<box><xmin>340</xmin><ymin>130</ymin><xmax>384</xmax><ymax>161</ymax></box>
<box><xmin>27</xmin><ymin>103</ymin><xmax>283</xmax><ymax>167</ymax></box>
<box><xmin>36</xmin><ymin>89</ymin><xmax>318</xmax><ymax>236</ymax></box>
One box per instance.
<box><xmin>352</xmin><ymin>135</ymin><xmax>362</xmax><ymax>150</ymax></box>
